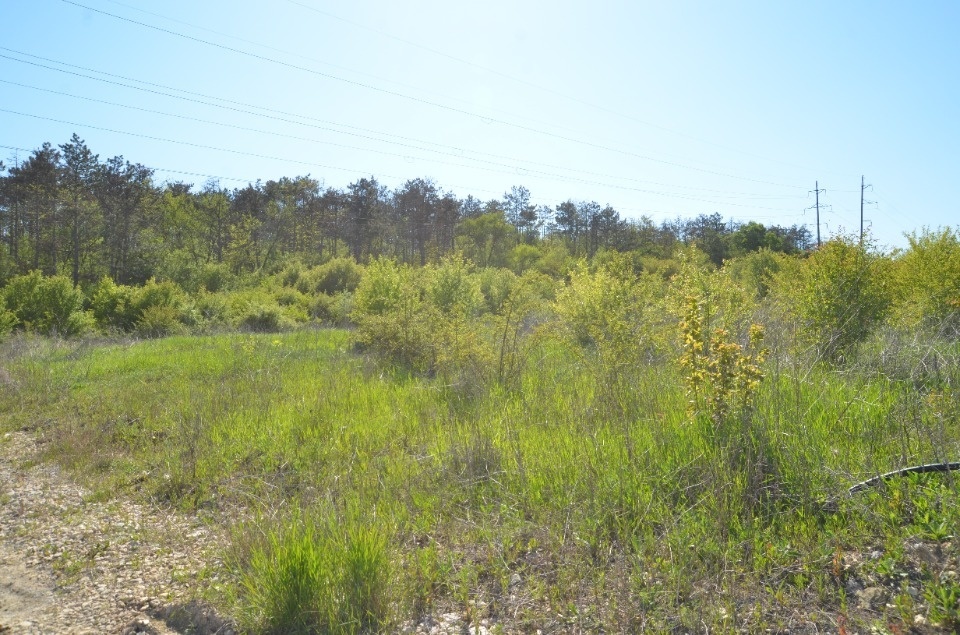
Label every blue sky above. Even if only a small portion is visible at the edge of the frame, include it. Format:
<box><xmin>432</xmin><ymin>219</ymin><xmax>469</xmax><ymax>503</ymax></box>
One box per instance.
<box><xmin>1</xmin><ymin>0</ymin><xmax>957</xmax><ymax>249</ymax></box>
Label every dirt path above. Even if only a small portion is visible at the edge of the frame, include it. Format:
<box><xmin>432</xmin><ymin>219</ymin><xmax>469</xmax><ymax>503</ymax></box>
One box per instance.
<box><xmin>0</xmin><ymin>541</ymin><xmax>56</xmax><ymax>633</ymax></box>
<box><xmin>0</xmin><ymin>431</ymin><xmax>232</xmax><ymax>635</ymax></box>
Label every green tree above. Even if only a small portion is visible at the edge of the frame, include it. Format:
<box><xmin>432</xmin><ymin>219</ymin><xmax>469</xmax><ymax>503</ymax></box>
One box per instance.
<box><xmin>95</xmin><ymin>156</ymin><xmax>156</xmax><ymax>283</ymax></box>
<box><xmin>345</xmin><ymin>177</ymin><xmax>384</xmax><ymax>261</ymax></box>
<box><xmin>59</xmin><ymin>134</ymin><xmax>101</xmax><ymax>285</ymax></box>
<box><xmin>456</xmin><ymin>211</ymin><xmax>515</xmax><ymax>268</ymax></box>
<box><xmin>7</xmin><ymin>144</ymin><xmax>61</xmax><ymax>274</ymax></box>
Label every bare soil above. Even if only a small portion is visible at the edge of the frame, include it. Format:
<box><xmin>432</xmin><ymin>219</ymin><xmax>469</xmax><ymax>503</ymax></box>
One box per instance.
<box><xmin>0</xmin><ymin>431</ymin><xmax>232</xmax><ymax>635</ymax></box>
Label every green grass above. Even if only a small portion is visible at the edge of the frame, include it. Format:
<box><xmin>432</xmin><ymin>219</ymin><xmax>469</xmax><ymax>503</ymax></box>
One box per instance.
<box><xmin>1</xmin><ymin>328</ymin><xmax>958</xmax><ymax>632</ymax></box>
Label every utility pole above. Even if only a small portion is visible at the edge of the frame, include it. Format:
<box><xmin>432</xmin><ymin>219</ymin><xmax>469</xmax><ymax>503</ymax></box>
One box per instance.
<box><xmin>808</xmin><ymin>181</ymin><xmax>825</xmax><ymax>248</ymax></box>
<box><xmin>860</xmin><ymin>175</ymin><xmax>872</xmax><ymax>246</ymax></box>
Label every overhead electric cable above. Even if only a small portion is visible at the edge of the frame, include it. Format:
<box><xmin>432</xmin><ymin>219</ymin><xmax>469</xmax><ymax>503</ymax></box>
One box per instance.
<box><xmin>56</xmin><ymin>0</ymin><xmax>808</xmax><ymax>190</ymax></box>
<box><xmin>0</xmin><ymin>78</ymin><xmax>805</xmax><ymax>205</ymax></box>
<box><xmin>0</xmin><ymin>143</ymin><xmax>254</xmax><ymax>183</ymax></box>
<box><xmin>281</xmin><ymin>0</ymin><xmax>841</xmax><ymax>176</ymax></box>
<box><xmin>0</xmin><ymin>107</ymin><xmax>802</xmax><ymax>213</ymax></box>
<box><xmin>0</xmin><ymin>52</ymin><xmax>806</xmax><ymax>200</ymax></box>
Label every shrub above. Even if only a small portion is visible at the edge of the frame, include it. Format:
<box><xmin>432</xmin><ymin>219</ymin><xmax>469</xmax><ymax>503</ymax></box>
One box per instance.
<box><xmin>477</xmin><ymin>267</ymin><xmax>519</xmax><ymax>315</ymax></box>
<box><xmin>2</xmin><ymin>271</ymin><xmax>90</xmax><ymax>337</ymax></box>
<box><xmin>274</xmin><ymin>287</ymin><xmax>307</xmax><ymax>308</ymax></box>
<box><xmin>425</xmin><ymin>256</ymin><xmax>482</xmax><ymax>317</ymax></box>
<box><xmin>298</xmin><ymin>257</ymin><xmax>364</xmax><ymax>295</ymax></box>
<box><xmin>278</xmin><ymin>259</ymin><xmax>305</xmax><ymax>289</ymax></box>
<box><xmin>90</xmin><ymin>276</ymin><xmax>138</xmax><ymax>331</ymax></box>
<box><xmin>190</xmin><ymin>291</ymin><xmax>231</xmax><ymax>330</ymax></box>
<box><xmin>893</xmin><ymin>227</ymin><xmax>960</xmax><ymax>331</ymax></box>
<box><xmin>533</xmin><ymin>240</ymin><xmax>574</xmax><ymax>278</ymax></box>
<box><xmin>238</xmin><ymin>304</ymin><xmax>287</xmax><ymax>333</ymax></box>
<box><xmin>0</xmin><ymin>309</ymin><xmax>17</xmax><ymax>340</ymax></box>
<box><xmin>775</xmin><ymin>236</ymin><xmax>892</xmax><ymax>361</ymax></box>
<box><xmin>726</xmin><ymin>248</ymin><xmax>787</xmax><ymax>299</ymax></box>
<box><xmin>136</xmin><ymin>304</ymin><xmax>187</xmax><ymax>338</ymax></box>
<box><xmin>134</xmin><ymin>279</ymin><xmax>185</xmax><ymax>314</ymax></box>
<box><xmin>196</xmin><ymin>262</ymin><xmax>234</xmax><ymax>293</ymax></box>
<box><xmin>352</xmin><ymin>258</ymin><xmax>409</xmax><ymax>317</ymax></box>
<box><xmin>310</xmin><ymin>292</ymin><xmax>354</xmax><ymax>326</ymax></box>
<box><xmin>555</xmin><ymin>258</ymin><xmax>663</xmax><ymax>363</ymax></box>
<box><xmin>353</xmin><ymin>259</ymin><xmax>492</xmax><ymax>376</ymax></box>
<box><xmin>223</xmin><ymin>289</ymin><xmax>295</xmax><ymax>332</ymax></box>
<box><xmin>91</xmin><ymin>277</ymin><xmax>188</xmax><ymax>335</ymax></box>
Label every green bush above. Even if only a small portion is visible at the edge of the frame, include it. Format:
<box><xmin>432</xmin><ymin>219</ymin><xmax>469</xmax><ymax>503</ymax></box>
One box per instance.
<box><xmin>0</xmin><ymin>309</ymin><xmax>17</xmax><ymax>340</ymax></box>
<box><xmin>555</xmin><ymin>258</ymin><xmax>663</xmax><ymax>361</ymax></box>
<box><xmin>238</xmin><ymin>304</ymin><xmax>287</xmax><ymax>333</ymax></box>
<box><xmin>223</xmin><ymin>289</ymin><xmax>296</xmax><ymax>332</ymax></box>
<box><xmin>2</xmin><ymin>271</ymin><xmax>91</xmax><ymax>337</ymax></box>
<box><xmin>278</xmin><ymin>259</ymin><xmax>305</xmax><ymax>289</ymax></box>
<box><xmin>274</xmin><ymin>287</ymin><xmax>306</xmax><ymax>308</ymax></box>
<box><xmin>298</xmin><ymin>257</ymin><xmax>364</xmax><ymax>295</ymax></box>
<box><xmin>425</xmin><ymin>256</ymin><xmax>482</xmax><ymax>317</ymax></box>
<box><xmin>893</xmin><ymin>227</ymin><xmax>960</xmax><ymax>330</ymax></box>
<box><xmin>352</xmin><ymin>258</ymin><xmax>487</xmax><ymax>375</ymax></box>
<box><xmin>136</xmin><ymin>304</ymin><xmax>187</xmax><ymax>338</ymax></box>
<box><xmin>196</xmin><ymin>262</ymin><xmax>234</xmax><ymax>293</ymax></box>
<box><xmin>90</xmin><ymin>276</ymin><xmax>138</xmax><ymax>331</ymax></box>
<box><xmin>134</xmin><ymin>279</ymin><xmax>185</xmax><ymax>314</ymax></box>
<box><xmin>726</xmin><ymin>248</ymin><xmax>787</xmax><ymax>299</ymax></box>
<box><xmin>477</xmin><ymin>267</ymin><xmax>519</xmax><ymax>314</ymax></box>
<box><xmin>310</xmin><ymin>292</ymin><xmax>354</xmax><ymax>326</ymax></box>
<box><xmin>92</xmin><ymin>277</ymin><xmax>188</xmax><ymax>335</ymax></box>
<box><xmin>190</xmin><ymin>291</ymin><xmax>231</xmax><ymax>330</ymax></box>
<box><xmin>776</xmin><ymin>236</ymin><xmax>892</xmax><ymax>361</ymax></box>
<box><xmin>352</xmin><ymin>258</ymin><xmax>412</xmax><ymax>318</ymax></box>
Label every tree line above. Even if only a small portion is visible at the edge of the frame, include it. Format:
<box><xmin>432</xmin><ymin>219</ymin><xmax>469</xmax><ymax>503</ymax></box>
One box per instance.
<box><xmin>0</xmin><ymin>135</ymin><xmax>813</xmax><ymax>285</ymax></box>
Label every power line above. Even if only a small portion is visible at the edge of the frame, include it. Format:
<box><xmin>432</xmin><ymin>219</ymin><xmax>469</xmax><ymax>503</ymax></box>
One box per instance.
<box><xmin>0</xmin><ymin>49</ymin><xmax>808</xmax><ymax>201</ymax></box>
<box><xmin>106</xmin><ymin>0</ymin><xmax>828</xmax><ymax>177</ymax></box>
<box><xmin>97</xmin><ymin>0</ymin><xmax>568</xmax><ymax>135</ymax></box>
<box><xmin>56</xmin><ymin>0</ymin><xmax>809</xmax><ymax>190</ymax></box>
<box><xmin>0</xmin><ymin>143</ymin><xmax>254</xmax><ymax>183</ymax></box>
<box><xmin>281</xmin><ymin>0</ymin><xmax>839</xmax><ymax>177</ymax></box>
<box><xmin>0</xmin><ymin>105</ymin><xmax>806</xmax><ymax>214</ymax></box>
<box><xmin>0</xmin><ymin>74</ymin><xmax>808</xmax><ymax>205</ymax></box>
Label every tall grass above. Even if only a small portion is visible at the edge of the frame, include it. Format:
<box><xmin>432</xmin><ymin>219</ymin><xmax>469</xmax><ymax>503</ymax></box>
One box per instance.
<box><xmin>0</xmin><ymin>317</ymin><xmax>958</xmax><ymax>630</ymax></box>
<box><xmin>235</xmin><ymin>509</ymin><xmax>389</xmax><ymax>634</ymax></box>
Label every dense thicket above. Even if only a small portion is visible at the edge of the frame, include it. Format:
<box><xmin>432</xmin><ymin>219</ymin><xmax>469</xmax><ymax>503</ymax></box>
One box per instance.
<box><xmin>0</xmin><ymin>136</ymin><xmax>811</xmax><ymax>286</ymax></box>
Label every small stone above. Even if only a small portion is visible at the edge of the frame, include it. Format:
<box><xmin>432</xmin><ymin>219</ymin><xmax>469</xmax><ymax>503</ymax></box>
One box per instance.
<box><xmin>914</xmin><ymin>614</ymin><xmax>927</xmax><ymax>626</ymax></box>
<box><xmin>845</xmin><ymin>577</ymin><xmax>864</xmax><ymax>594</ymax></box>
<box><xmin>856</xmin><ymin>586</ymin><xmax>888</xmax><ymax>610</ymax></box>
<box><xmin>509</xmin><ymin>573</ymin><xmax>522</xmax><ymax>588</ymax></box>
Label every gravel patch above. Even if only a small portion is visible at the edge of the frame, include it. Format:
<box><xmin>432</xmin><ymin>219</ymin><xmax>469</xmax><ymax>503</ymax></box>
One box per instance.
<box><xmin>0</xmin><ymin>431</ymin><xmax>233</xmax><ymax>634</ymax></box>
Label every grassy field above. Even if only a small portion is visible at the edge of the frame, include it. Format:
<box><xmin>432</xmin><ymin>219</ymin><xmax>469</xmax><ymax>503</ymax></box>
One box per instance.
<box><xmin>1</xmin><ymin>325</ymin><xmax>958</xmax><ymax>633</ymax></box>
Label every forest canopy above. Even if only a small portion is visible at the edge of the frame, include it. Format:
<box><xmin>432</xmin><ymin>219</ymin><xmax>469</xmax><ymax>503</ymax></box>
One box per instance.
<box><xmin>0</xmin><ymin>136</ymin><xmax>812</xmax><ymax>286</ymax></box>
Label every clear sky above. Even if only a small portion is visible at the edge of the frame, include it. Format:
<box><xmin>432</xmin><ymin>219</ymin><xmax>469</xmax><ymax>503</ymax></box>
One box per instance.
<box><xmin>1</xmin><ymin>0</ymin><xmax>957</xmax><ymax>249</ymax></box>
